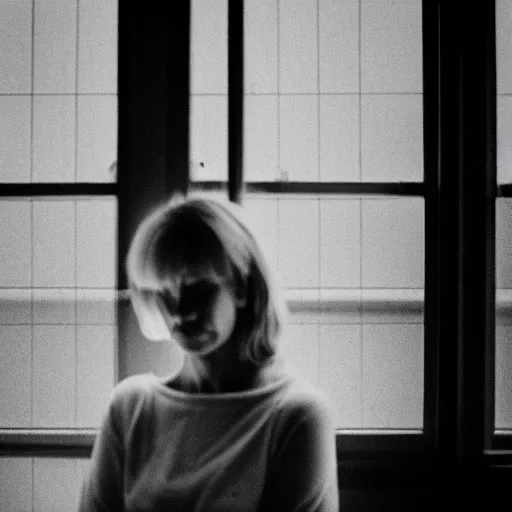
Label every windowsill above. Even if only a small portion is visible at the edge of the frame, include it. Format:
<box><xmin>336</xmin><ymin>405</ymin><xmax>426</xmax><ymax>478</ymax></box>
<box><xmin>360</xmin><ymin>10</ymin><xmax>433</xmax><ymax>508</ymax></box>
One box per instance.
<box><xmin>1</xmin><ymin>428</ymin><xmax>510</xmax><ymax>461</ymax></box>
<box><xmin>0</xmin><ymin>428</ymin><xmax>96</xmax><ymax>457</ymax></box>
<box><xmin>284</xmin><ymin>288</ymin><xmax>424</xmax><ymax>313</ymax></box>
<box><xmin>0</xmin><ymin>427</ymin><xmax>428</xmax><ymax>458</ymax></box>
<box><xmin>3</xmin><ymin>287</ymin><xmax>511</xmax><ymax>316</ymax></box>
<box><xmin>2</xmin><ymin>290</ymin><xmax>511</xmax><ymax>456</ymax></box>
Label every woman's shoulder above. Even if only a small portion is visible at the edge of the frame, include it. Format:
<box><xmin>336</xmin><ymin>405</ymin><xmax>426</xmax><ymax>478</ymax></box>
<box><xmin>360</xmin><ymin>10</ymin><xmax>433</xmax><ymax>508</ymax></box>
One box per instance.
<box><xmin>268</xmin><ymin>369</ymin><xmax>336</xmax><ymax>458</ymax></box>
<box><xmin>276</xmin><ymin>367</ymin><xmax>335</xmax><ymax>426</ymax></box>
<box><xmin>108</xmin><ymin>373</ymin><xmax>157</xmax><ymax>413</ymax></box>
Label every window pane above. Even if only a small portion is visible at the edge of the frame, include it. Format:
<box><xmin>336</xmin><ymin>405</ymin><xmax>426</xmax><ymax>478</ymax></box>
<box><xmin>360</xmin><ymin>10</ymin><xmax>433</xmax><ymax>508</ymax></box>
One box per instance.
<box><xmin>0</xmin><ymin>198</ymin><xmax>117</xmax><ymax>429</ymax></box>
<box><xmin>78</xmin><ymin>0</ymin><xmax>118</xmax><ymax>95</ymax></box>
<box><xmin>76</xmin><ymin>95</ymin><xmax>117</xmax><ymax>183</ymax></box>
<box><xmin>0</xmin><ymin>326</ymin><xmax>32</xmax><ymax>427</ymax></box>
<box><xmin>498</xmin><ymin>97</ymin><xmax>512</xmax><ymax>185</ymax></box>
<box><xmin>0</xmin><ymin>0</ymin><xmax>32</xmax><ymax>94</ymax></box>
<box><xmin>190</xmin><ymin>0</ymin><xmax>228</xmax><ymax>183</ymax></box>
<box><xmin>496</xmin><ymin>2</ymin><xmax>512</xmax><ymax>437</ymax></box>
<box><xmin>242</xmin><ymin>193</ymin><xmax>424</xmax><ymax>430</ymax></box>
<box><xmin>497</xmin><ymin>0</ymin><xmax>512</xmax><ymax>185</ymax></box>
<box><xmin>0</xmin><ymin>458</ymin><xmax>32</xmax><ymax>512</ymax></box>
<box><xmin>33</xmin><ymin>96</ymin><xmax>76</xmax><ymax>183</ymax></box>
<box><xmin>190</xmin><ymin>96</ymin><xmax>228</xmax><ymax>181</ymax></box>
<box><xmin>496</xmin><ymin>198</ymin><xmax>512</xmax><ymax>433</ymax></box>
<box><xmin>189</xmin><ymin>0</ymin><xmax>424</xmax><ymax>184</ymax></box>
<box><xmin>0</xmin><ymin>96</ymin><xmax>31</xmax><ymax>183</ymax></box>
<box><xmin>497</xmin><ymin>0</ymin><xmax>512</xmax><ymax>96</ymax></box>
<box><xmin>243</xmin><ymin>0</ymin><xmax>423</xmax><ymax>183</ymax></box>
<box><xmin>33</xmin><ymin>0</ymin><xmax>77</xmax><ymax>94</ymax></box>
<box><xmin>0</xmin><ymin>0</ymin><xmax>118</xmax><ymax>184</ymax></box>
<box><xmin>0</xmin><ymin>1</ymin><xmax>118</xmax><ymax>433</ymax></box>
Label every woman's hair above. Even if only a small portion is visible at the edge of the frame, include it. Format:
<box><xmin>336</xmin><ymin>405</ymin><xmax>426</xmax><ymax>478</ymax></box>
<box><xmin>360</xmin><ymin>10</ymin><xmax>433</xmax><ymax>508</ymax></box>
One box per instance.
<box><xmin>126</xmin><ymin>194</ymin><xmax>287</xmax><ymax>365</ymax></box>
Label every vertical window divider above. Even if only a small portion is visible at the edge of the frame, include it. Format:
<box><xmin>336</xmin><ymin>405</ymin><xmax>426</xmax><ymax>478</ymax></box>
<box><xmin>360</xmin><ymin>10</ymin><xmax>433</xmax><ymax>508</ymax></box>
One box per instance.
<box><xmin>117</xmin><ymin>0</ymin><xmax>190</xmax><ymax>378</ymax></box>
<box><xmin>457</xmin><ymin>0</ymin><xmax>496</xmax><ymax>466</ymax></box>
<box><xmin>483</xmin><ymin>0</ymin><xmax>498</xmax><ymax>455</ymax></box>
<box><xmin>435</xmin><ymin>0</ymin><xmax>500</xmax><ymax>484</ymax></box>
<box><xmin>228</xmin><ymin>0</ymin><xmax>244</xmax><ymax>204</ymax></box>
<box><xmin>436</xmin><ymin>0</ymin><xmax>463</xmax><ymax>469</ymax></box>
<box><xmin>422</xmin><ymin>0</ymin><xmax>441</xmax><ymax>453</ymax></box>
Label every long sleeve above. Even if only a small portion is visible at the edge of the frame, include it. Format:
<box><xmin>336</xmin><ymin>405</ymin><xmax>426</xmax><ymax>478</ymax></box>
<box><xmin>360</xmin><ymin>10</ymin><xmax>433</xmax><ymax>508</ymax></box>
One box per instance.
<box><xmin>78</xmin><ymin>399</ymin><xmax>124</xmax><ymax>512</ymax></box>
<box><xmin>261</xmin><ymin>396</ymin><xmax>339</xmax><ymax>511</ymax></box>
<box><xmin>76</xmin><ymin>372</ymin><xmax>338</xmax><ymax>511</ymax></box>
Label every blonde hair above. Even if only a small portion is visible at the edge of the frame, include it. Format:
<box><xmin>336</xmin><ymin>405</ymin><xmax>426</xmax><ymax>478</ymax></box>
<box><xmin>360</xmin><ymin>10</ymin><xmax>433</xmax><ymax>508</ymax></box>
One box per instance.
<box><xmin>126</xmin><ymin>194</ymin><xmax>287</xmax><ymax>365</ymax></box>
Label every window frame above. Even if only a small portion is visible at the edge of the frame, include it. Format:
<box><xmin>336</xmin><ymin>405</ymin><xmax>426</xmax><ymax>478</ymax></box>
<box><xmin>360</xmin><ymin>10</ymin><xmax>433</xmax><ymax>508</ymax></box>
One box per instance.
<box><xmin>222</xmin><ymin>0</ymin><xmax>434</xmax><ymax>466</ymax></box>
<box><xmin>223</xmin><ymin>0</ymin><xmax>435</xmax><ymax>462</ymax></box>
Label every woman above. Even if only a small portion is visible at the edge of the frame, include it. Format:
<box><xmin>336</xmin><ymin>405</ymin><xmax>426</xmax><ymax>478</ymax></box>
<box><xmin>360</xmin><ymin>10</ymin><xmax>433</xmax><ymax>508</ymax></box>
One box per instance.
<box><xmin>78</xmin><ymin>195</ymin><xmax>339</xmax><ymax>511</ymax></box>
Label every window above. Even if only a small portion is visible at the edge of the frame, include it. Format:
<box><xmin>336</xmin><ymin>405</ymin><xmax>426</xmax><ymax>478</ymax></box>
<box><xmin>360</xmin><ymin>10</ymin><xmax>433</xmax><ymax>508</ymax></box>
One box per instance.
<box><xmin>119</xmin><ymin>0</ymin><xmax>509</xmax><ymax>471</ymax></box>
<box><xmin>187</xmin><ymin>0</ymin><xmax>427</xmax><ymax>443</ymax></box>
<box><xmin>2</xmin><ymin>0</ymin><xmax>511</xmax><ymax>498</ymax></box>
<box><xmin>0</xmin><ymin>0</ymin><xmax>118</xmax><ymax>443</ymax></box>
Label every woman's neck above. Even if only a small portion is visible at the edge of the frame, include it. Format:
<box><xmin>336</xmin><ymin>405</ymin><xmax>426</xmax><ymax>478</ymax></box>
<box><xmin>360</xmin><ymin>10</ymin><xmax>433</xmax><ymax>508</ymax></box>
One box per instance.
<box><xmin>179</xmin><ymin>353</ymin><xmax>254</xmax><ymax>393</ymax></box>
<box><xmin>174</xmin><ymin>350</ymin><xmax>284</xmax><ymax>394</ymax></box>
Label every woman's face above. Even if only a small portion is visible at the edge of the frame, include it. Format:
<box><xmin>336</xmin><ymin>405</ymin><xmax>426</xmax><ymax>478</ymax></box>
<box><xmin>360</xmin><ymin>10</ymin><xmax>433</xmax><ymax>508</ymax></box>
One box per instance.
<box><xmin>157</xmin><ymin>266</ymin><xmax>244</xmax><ymax>357</ymax></box>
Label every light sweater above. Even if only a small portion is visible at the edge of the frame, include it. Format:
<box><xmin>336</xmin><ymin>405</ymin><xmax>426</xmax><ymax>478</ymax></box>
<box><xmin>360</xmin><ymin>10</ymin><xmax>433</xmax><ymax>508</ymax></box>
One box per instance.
<box><xmin>78</xmin><ymin>368</ymin><xmax>339</xmax><ymax>511</ymax></box>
